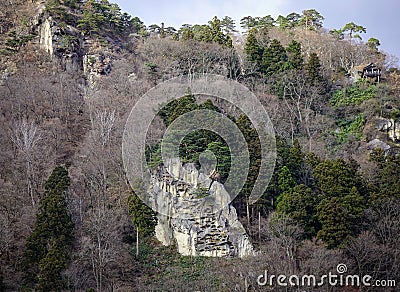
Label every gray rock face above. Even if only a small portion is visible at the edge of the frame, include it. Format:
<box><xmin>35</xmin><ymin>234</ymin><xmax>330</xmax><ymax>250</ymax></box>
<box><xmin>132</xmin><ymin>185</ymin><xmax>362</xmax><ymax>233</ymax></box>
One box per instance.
<box><xmin>367</xmin><ymin>139</ymin><xmax>391</xmax><ymax>151</ymax></box>
<box><xmin>375</xmin><ymin>117</ymin><xmax>400</xmax><ymax>142</ymax></box>
<box><xmin>149</xmin><ymin>158</ymin><xmax>253</xmax><ymax>258</ymax></box>
<box><xmin>37</xmin><ymin>14</ymin><xmax>113</xmax><ymax>87</ymax></box>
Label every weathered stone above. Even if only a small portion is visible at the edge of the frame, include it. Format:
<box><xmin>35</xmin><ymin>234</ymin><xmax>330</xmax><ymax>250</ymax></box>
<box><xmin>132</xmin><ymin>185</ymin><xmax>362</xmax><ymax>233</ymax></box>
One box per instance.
<box><xmin>150</xmin><ymin>158</ymin><xmax>253</xmax><ymax>258</ymax></box>
<box><xmin>39</xmin><ymin>18</ymin><xmax>53</xmax><ymax>55</ymax></box>
<box><xmin>374</xmin><ymin>117</ymin><xmax>400</xmax><ymax>142</ymax></box>
<box><xmin>367</xmin><ymin>139</ymin><xmax>391</xmax><ymax>151</ymax></box>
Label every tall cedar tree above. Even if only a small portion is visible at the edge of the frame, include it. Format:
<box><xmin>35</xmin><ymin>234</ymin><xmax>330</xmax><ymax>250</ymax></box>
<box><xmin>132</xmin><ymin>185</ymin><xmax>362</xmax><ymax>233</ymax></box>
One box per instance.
<box><xmin>244</xmin><ymin>28</ymin><xmax>263</xmax><ymax>66</ymax></box>
<box><xmin>305</xmin><ymin>52</ymin><xmax>322</xmax><ymax>84</ymax></box>
<box><xmin>127</xmin><ymin>192</ymin><xmax>157</xmax><ymax>257</ymax></box>
<box><xmin>23</xmin><ymin>166</ymin><xmax>74</xmax><ymax>290</ymax></box>
<box><xmin>286</xmin><ymin>40</ymin><xmax>303</xmax><ymax>70</ymax></box>
<box><xmin>314</xmin><ymin>159</ymin><xmax>366</xmax><ymax>248</ymax></box>
<box><xmin>370</xmin><ymin>149</ymin><xmax>400</xmax><ymax>201</ymax></box>
<box><xmin>261</xmin><ymin>39</ymin><xmax>288</xmax><ymax>77</ymax></box>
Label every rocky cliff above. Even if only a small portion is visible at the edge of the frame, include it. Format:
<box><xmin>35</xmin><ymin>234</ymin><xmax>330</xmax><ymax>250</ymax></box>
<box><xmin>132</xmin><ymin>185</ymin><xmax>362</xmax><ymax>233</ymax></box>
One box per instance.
<box><xmin>374</xmin><ymin>117</ymin><xmax>400</xmax><ymax>142</ymax></box>
<box><xmin>36</xmin><ymin>14</ymin><xmax>114</xmax><ymax>87</ymax></box>
<box><xmin>149</xmin><ymin>158</ymin><xmax>254</xmax><ymax>258</ymax></box>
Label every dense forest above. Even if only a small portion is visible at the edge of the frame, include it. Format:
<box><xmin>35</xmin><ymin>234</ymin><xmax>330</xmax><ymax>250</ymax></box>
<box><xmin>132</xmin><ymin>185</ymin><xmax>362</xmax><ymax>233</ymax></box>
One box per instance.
<box><xmin>0</xmin><ymin>0</ymin><xmax>399</xmax><ymax>291</ymax></box>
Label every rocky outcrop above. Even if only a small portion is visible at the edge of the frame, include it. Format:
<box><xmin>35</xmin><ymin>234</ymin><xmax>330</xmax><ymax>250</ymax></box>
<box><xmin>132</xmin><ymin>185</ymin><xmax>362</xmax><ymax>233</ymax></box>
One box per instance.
<box><xmin>83</xmin><ymin>49</ymin><xmax>113</xmax><ymax>86</ymax></box>
<box><xmin>39</xmin><ymin>18</ymin><xmax>53</xmax><ymax>55</ymax></box>
<box><xmin>36</xmin><ymin>12</ymin><xmax>113</xmax><ymax>87</ymax></box>
<box><xmin>366</xmin><ymin>139</ymin><xmax>391</xmax><ymax>151</ymax></box>
<box><xmin>150</xmin><ymin>158</ymin><xmax>254</xmax><ymax>258</ymax></box>
<box><xmin>375</xmin><ymin>117</ymin><xmax>400</xmax><ymax>142</ymax></box>
<box><xmin>36</xmin><ymin>15</ymin><xmax>85</xmax><ymax>75</ymax></box>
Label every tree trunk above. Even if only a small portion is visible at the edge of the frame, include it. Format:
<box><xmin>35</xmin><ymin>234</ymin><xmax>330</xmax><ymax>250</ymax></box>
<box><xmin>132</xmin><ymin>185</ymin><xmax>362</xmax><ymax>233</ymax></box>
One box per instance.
<box><xmin>246</xmin><ymin>200</ymin><xmax>250</xmax><ymax>232</ymax></box>
<box><xmin>136</xmin><ymin>226</ymin><xmax>139</xmax><ymax>258</ymax></box>
<box><xmin>258</xmin><ymin>211</ymin><xmax>261</xmax><ymax>243</ymax></box>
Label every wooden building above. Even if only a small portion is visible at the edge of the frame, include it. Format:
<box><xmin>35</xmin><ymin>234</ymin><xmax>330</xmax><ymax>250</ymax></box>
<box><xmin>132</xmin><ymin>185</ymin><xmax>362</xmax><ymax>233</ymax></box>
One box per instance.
<box><xmin>361</xmin><ymin>63</ymin><xmax>381</xmax><ymax>82</ymax></box>
<box><xmin>347</xmin><ymin>63</ymin><xmax>382</xmax><ymax>83</ymax></box>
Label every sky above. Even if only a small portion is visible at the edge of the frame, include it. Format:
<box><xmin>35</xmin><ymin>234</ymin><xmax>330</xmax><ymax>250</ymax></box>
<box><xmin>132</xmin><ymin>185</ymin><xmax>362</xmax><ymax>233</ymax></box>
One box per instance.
<box><xmin>113</xmin><ymin>0</ymin><xmax>400</xmax><ymax>66</ymax></box>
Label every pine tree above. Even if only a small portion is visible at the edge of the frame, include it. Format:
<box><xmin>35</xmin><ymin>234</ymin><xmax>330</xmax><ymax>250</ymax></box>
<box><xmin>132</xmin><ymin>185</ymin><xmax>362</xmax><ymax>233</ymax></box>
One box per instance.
<box><xmin>299</xmin><ymin>9</ymin><xmax>324</xmax><ymax>30</ymax></box>
<box><xmin>208</xmin><ymin>16</ymin><xmax>232</xmax><ymax>47</ymax></box>
<box><xmin>23</xmin><ymin>166</ymin><xmax>74</xmax><ymax>290</ymax></box>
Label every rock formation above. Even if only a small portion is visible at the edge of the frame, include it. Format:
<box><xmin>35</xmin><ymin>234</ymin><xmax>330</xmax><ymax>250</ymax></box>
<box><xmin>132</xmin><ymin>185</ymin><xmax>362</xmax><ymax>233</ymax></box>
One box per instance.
<box><xmin>374</xmin><ymin>117</ymin><xmax>400</xmax><ymax>142</ymax></box>
<box><xmin>35</xmin><ymin>8</ymin><xmax>114</xmax><ymax>87</ymax></box>
<box><xmin>149</xmin><ymin>158</ymin><xmax>253</xmax><ymax>258</ymax></box>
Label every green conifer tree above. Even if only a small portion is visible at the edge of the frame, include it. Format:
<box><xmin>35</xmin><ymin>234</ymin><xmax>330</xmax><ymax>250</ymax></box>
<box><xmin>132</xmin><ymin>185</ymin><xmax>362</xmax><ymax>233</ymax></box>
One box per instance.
<box><xmin>261</xmin><ymin>39</ymin><xmax>288</xmax><ymax>76</ymax></box>
<box><xmin>286</xmin><ymin>40</ymin><xmax>303</xmax><ymax>70</ymax></box>
<box><xmin>244</xmin><ymin>28</ymin><xmax>263</xmax><ymax>66</ymax></box>
<box><xmin>277</xmin><ymin>184</ymin><xmax>318</xmax><ymax>237</ymax></box>
<box><xmin>23</xmin><ymin>166</ymin><xmax>74</xmax><ymax>290</ymax></box>
<box><xmin>127</xmin><ymin>192</ymin><xmax>157</xmax><ymax>257</ymax></box>
<box><xmin>305</xmin><ymin>52</ymin><xmax>322</xmax><ymax>84</ymax></box>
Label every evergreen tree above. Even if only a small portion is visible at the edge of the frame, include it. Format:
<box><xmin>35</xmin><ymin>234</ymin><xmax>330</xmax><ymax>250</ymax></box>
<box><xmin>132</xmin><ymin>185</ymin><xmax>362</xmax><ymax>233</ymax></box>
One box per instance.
<box><xmin>317</xmin><ymin>197</ymin><xmax>352</xmax><ymax>248</ymax></box>
<box><xmin>341</xmin><ymin>22</ymin><xmax>366</xmax><ymax>41</ymax></box>
<box><xmin>127</xmin><ymin>192</ymin><xmax>157</xmax><ymax>257</ymax></box>
<box><xmin>329</xmin><ymin>29</ymin><xmax>344</xmax><ymax>40</ymax></box>
<box><xmin>276</xmin><ymin>13</ymin><xmax>301</xmax><ymax>29</ymax></box>
<box><xmin>235</xmin><ymin>115</ymin><xmax>262</xmax><ymax>221</ymax></box>
<box><xmin>208</xmin><ymin>16</ymin><xmax>233</xmax><ymax>47</ymax></box>
<box><xmin>206</xmin><ymin>141</ymin><xmax>231</xmax><ymax>181</ymax></box>
<box><xmin>367</xmin><ymin>37</ymin><xmax>380</xmax><ymax>53</ymax></box>
<box><xmin>158</xmin><ymin>94</ymin><xmax>197</xmax><ymax>127</ymax></box>
<box><xmin>314</xmin><ymin>159</ymin><xmax>366</xmax><ymax>248</ymax></box>
<box><xmin>258</xmin><ymin>15</ymin><xmax>275</xmax><ymax>29</ymax></box>
<box><xmin>23</xmin><ymin>166</ymin><xmax>74</xmax><ymax>290</ymax></box>
<box><xmin>299</xmin><ymin>9</ymin><xmax>324</xmax><ymax>30</ymax></box>
<box><xmin>287</xmin><ymin>139</ymin><xmax>304</xmax><ymax>182</ymax></box>
<box><xmin>240</xmin><ymin>16</ymin><xmax>258</xmax><ymax>32</ymax></box>
<box><xmin>286</xmin><ymin>40</ymin><xmax>303</xmax><ymax>70</ymax></box>
<box><xmin>370</xmin><ymin>151</ymin><xmax>400</xmax><ymax>200</ymax></box>
<box><xmin>314</xmin><ymin>159</ymin><xmax>362</xmax><ymax>198</ymax></box>
<box><xmin>261</xmin><ymin>39</ymin><xmax>287</xmax><ymax>76</ymax></box>
<box><xmin>277</xmin><ymin>166</ymin><xmax>296</xmax><ymax>194</ymax></box>
<box><xmin>221</xmin><ymin>16</ymin><xmax>237</xmax><ymax>34</ymax></box>
<box><xmin>277</xmin><ymin>184</ymin><xmax>319</xmax><ymax>237</ymax></box>
<box><xmin>305</xmin><ymin>52</ymin><xmax>322</xmax><ymax>84</ymax></box>
<box><xmin>244</xmin><ymin>28</ymin><xmax>263</xmax><ymax>66</ymax></box>
<box><xmin>36</xmin><ymin>240</ymin><xmax>69</xmax><ymax>291</ymax></box>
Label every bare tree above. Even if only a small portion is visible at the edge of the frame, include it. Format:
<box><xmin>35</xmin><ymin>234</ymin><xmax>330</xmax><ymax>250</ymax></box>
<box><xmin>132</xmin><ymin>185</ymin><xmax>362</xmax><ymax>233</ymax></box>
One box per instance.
<box><xmin>280</xmin><ymin>71</ymin><xmax>326</xmax><ymax>151</ymax></box>
<box><xmin>10</xmin><ymin>119</ymin><xmax>41</xmax><ymax>206</ymax></box>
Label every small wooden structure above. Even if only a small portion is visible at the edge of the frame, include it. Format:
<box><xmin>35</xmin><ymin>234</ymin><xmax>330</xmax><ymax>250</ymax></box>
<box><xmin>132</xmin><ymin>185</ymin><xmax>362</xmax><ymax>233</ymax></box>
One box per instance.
<box><xmin>347</xmin><ymin>63</ymin><xmax>382</xmax><ymax>83</ymax></box>
<box><xmin>361</xmin><ymin>63</ymin><xmax>381</xmax><ymax>82</ymax></box>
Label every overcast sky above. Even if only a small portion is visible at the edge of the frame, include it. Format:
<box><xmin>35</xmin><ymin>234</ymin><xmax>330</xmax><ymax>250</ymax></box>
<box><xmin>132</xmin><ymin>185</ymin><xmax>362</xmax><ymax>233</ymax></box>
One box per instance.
<box><xmin>113</xmin><ymin>0</ymin><xmax>400</xmax><ymax>66</ymax></box>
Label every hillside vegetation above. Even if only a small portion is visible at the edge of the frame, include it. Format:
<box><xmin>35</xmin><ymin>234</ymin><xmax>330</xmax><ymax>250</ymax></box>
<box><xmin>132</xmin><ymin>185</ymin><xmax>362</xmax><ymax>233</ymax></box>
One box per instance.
<box><xmin>0</xmin><ymin>1</ymin><xmax>399</xmax><ymax>291</ymax></box>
